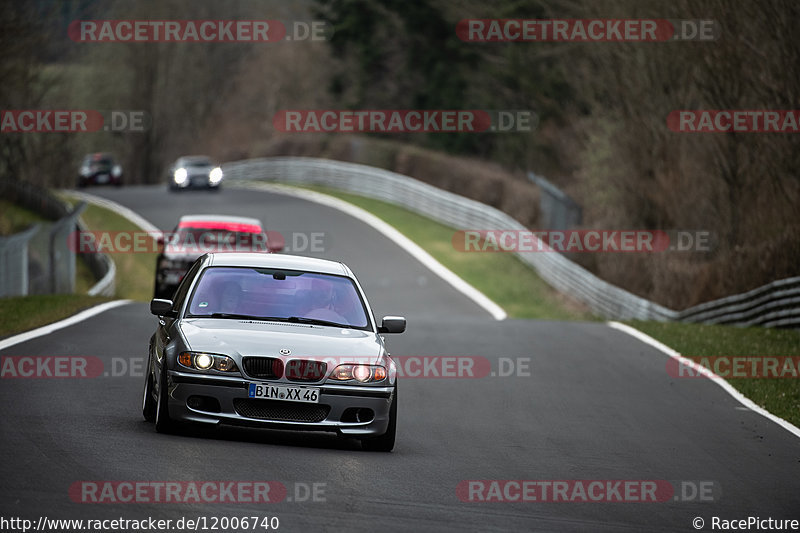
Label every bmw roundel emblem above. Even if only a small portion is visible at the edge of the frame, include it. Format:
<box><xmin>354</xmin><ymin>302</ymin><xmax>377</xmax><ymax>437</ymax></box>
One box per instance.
<box><xmin>280</xmin><ymin>349</ymin><xmax>291</xmax><ymax>355</ymax></box>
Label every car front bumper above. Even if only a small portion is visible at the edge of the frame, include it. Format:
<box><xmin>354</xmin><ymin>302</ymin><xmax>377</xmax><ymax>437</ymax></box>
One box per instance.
<box><xmin>166</xmin><ymin>370</ymin><xmax>394</xmax><ymax>437</ymax></box>
<box><xmin>80</xmin><ymin>173</ymin><xmax>122</xmax><ymax>185</ymax></box>
<box><xmin>172</xmin><ymin>176</ymin><xmax>220</xmax><ymax>189</ymax></box>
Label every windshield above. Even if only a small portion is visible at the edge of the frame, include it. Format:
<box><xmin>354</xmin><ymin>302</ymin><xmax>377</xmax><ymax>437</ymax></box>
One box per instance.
<box><xmin>186</xmin><ymin>267</ymin><xmax>370</xmax><ymax>329</ymax></box>
<box><xmin>85</xmin><ymin>155</ymin><xmax>113</xmax><ymax>168</ymax></box>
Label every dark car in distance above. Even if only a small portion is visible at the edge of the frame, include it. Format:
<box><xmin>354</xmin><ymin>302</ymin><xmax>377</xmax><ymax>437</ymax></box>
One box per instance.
<box><xmin>77</xmin><ymin>153</ymin><xmax>123</xmax><ymax>187</ymax></box>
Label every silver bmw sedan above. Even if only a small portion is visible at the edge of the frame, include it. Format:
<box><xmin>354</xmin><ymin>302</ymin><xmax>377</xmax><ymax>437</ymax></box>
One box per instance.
<box><xmin>143</xmin><ymin>252</ymin><xmax>405</xmax><ymax>451</ymax></box>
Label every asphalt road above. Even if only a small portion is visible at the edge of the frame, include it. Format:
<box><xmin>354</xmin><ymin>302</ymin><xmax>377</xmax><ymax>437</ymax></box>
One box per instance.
<box><xmin>1</xmin><ymin>184</ymin><xmax>798</xmax><ymax>532</ymax></box>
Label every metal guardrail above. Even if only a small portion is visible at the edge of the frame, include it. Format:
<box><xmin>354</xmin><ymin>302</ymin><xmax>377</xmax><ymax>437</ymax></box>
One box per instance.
<box><xmin>77</xmin><ymin>215</ymin><xmax>116</xmax><ymax>297</ymax></box>
<box><xmin>49</xmin><ymin>202</ymin><xmax>86</xmax><ymax>294</ymax></box>
<box><xmin>527</xmin><ymin>171</ymin><xmax>582</xmax><ymax>230</ymax></box>
<box><xmin>1</xmin><ymin>178</ymin><xmax>115</xmax><ymax>297</ymax></box>
<box><xmin>222</xmin><ymin>157</ymin><xmax>799</xmax><ymax>328</ymax></box>
<box><xmin>0</xmin><ymin>224</ymin><xmax>40</xmax><ymax>297</ymax></box>
<box><xmin>676</xmin><ymin>277</ymin><xmax>800</xmax><ymax>328</ymax></box>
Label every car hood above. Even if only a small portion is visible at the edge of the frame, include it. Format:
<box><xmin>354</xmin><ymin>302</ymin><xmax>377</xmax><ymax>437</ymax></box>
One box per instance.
<box><xmin>179</xmin><ymin>318</ymin><xmax>383</xmax><ymax>363</ymax></box>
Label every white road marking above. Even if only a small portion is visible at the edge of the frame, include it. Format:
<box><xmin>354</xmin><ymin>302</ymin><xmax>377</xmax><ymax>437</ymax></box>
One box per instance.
<box><xmin>607</xmin><ymin>321</ymin><xmax>800</xmax><ymax>440</ymax></box>
<box><xmin>232</xmin><ymin>182</ymin><xmax>507</xmax><ymax>321</ymax></box>
<box><xmin>62</xmin><ymin>190</ymin><xmax>161</xmax><ymax>234</ymax></box>
<box><xmin>0</xmin><ymin>300</ymin><xmax>131</xmax><ymax>351</ymax></box>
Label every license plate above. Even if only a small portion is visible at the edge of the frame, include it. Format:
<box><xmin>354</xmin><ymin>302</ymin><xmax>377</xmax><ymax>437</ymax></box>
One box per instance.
<box><xmin>96</xmin><ymin>173</ymin><xmax>109</xmax><ymax>183</ymax></box>
<box><xmin>248</xmin><ymin>383</ymin><xmax>320</xmax><ymax>403</ymax></box>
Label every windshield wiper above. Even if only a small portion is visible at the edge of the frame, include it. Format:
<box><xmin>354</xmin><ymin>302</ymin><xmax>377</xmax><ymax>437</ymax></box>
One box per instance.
<box><xmin>207</xmin><ymin>314</ymin><xmax>309</xmax><ymax>324</ymax></box>
<box><xmin>285</xmin><ymin>316</ymin><xmax>354</xmax><ymax>329</ymax></box>
<box><xmin>194</xmin><ymin>313</ymin><xmax>356</xmax><ymax>328</ymax></box>
<box><xmin>204</xmin><ymin>312</ymin><xmax>275</xmax><ymax>320</ymax></box>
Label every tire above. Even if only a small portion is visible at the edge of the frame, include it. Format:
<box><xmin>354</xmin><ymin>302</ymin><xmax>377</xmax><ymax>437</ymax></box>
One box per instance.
<box><xmin>142</xmin><ymin>353</ymin><xmax>156</xmax><ymax>422</ymax></box>
<box><xmin>361</xmin><ymin>386</ymin><xmax>397</xmax><ymax>452</ymax></box>
<box><xmin>154</xmin><ymin>356</ymin><xmax>175</xmax><ymax>433</ymax></box>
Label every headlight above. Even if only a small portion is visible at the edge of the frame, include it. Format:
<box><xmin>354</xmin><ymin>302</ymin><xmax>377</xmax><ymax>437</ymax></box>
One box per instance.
<box><xmin>112</xmin><ymin>165</ymin><xmax>122</xmax><ymax>178</ymax></box>
<box><xmin>194</xmin><ymin>353</ymin><xmax>213</xmax><ymax>370</ymax></box>
<box><xmin>209</xmin><ymin>167</ymin><xmax>223</xmax><ymax>184</ymax></box>
<box><xmin>329</xmin><ymin>364</ymin><xmax>387</xmax><ymax>383</ymax></box>
<box><xmin>178</xmin><ymin>351</ymin><xmax>239</xmax><ymax>373</ymax></box>
<box><xmin>79</xmin><ymin>165</ymin><xmax>90</xmax><ymax>176</ymax></box>
<box><xmin>173</xmin><ymin>168</ymin><xmax>187</xmax><ymax>184</ymax></box>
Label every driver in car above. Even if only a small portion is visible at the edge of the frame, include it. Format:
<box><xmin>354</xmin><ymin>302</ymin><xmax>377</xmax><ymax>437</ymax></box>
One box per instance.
<box><xmin>303</xmin><ymin>278</ymin><xmax>348</xmax><ymax>324</ymax></box>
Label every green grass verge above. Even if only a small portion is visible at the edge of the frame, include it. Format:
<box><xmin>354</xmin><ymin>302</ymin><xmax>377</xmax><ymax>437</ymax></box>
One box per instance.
<box><xmin>2</xmin><ymin>191</ymin><xmax>155</xmax><ymax>338</ymax></box>
<box><xmin>628</xmin><ymin>320</ymin><xmax>800</xmax><ymax>428</ymax></box>
<box><xmin>0</xmin><ymin>294</ymin><xmax>112</xmax><ymax>338</ymax></box>
<box><xmin>1</xmin><ymin>195</ymin><xmax>136</xmax><ymax>337</ymax></box>
<box><xmin>0</xmin><ymin>200</ymin><xmax>48</xmax><ymax>236</ymax></box>
<box><xmin>289</xmin><ymin>184</ymin><xmax>594</xmax><ymax>321</ymax></box>
<box><xmin>0</xmin><ymin>200</ymin><xmax>107</xmax><ymax>337</ymax></box>
<box><xmin>60</xmin><ymin>194</ymin><xmax>158</xmax><ymax>302</ymax></box>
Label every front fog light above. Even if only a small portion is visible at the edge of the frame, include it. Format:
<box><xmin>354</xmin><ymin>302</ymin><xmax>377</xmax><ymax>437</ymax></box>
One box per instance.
<box><xmin>194</xmin><ymin>353</ymin><xmax>213</xmax><ymax>370</ymax></box>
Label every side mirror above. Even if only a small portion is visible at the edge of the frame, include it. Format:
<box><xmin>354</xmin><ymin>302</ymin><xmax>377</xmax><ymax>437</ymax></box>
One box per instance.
<box><xmin>378</xmin><ymin>316</ymin><xmax>406</xmax><ymax>334</ymax></box>
<box><xmin>150</xmin><ymin>299</ymin><xmax>175</xmax><ymax>317</ymax></box>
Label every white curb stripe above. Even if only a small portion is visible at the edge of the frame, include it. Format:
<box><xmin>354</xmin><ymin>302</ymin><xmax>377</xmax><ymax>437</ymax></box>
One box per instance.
<box><xmin>608</xmin><ymin>321</ymin><xmax>800</xmax><ymax>440</ymax></box>
<box><xmin>62</xmin><ymin>190</ymin><xmax>161</xmax><ymax>235</ymax></box>
<box><xmin>233</xmin><ymin>182</ymin><xmax>507</xmax><ymax>321</ymax></box>
<box><xmin>0</xmin><ymin>300</ymin><xmax>132</xmax><ymax>351</ymax></box>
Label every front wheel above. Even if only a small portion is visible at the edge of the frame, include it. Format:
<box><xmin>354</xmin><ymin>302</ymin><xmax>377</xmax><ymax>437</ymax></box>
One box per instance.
<box><xmin>361</xmin><ymin>386</ymin><xmax>397</xmax><ymax>452</ymax></box>
<box><xmin>142</xmin><ymin>353</ymin><xmax>156</xmax><ymax>422</ymax></box>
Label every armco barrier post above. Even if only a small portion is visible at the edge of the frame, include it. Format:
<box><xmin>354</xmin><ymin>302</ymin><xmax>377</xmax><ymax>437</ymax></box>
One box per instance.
<box><xmin>0</xmin><ymin>224</ymin><xmax>40</xmax><ymax>297</ymax></box>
